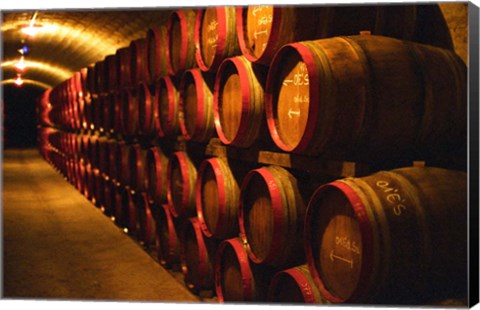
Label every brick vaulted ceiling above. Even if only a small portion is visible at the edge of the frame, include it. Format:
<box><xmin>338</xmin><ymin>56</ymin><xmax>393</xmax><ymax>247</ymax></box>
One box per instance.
<box><xmin>1</xmin><ymin>8</ymin><xmax>173</xmax><ymax>89</ymax></box>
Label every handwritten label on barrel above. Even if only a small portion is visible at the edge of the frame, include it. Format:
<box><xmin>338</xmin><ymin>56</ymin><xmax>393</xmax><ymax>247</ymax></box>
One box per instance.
<box><xmin>248</xmin><ymin>6</ymin><xmax>273</xmax><ymax>55</ymax></box>
<box><xmin>375</xmin><ymin>180</ymin><xmax>407</xmax><ymax>216</ymax></box>
<box><xmin>206</xmin><ymin>19</ymin><xmax>218</xmax><ymax>49</ymax></box>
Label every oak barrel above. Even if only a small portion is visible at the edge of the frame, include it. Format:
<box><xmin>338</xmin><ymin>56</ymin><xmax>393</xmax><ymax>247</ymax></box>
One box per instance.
<box><xmin>119</xmin><ymin>186</ymin><xmax>137</xmax><ymax>234</ymax></box>
<box><xmin>115</xmin><ymin>47</ymin><xmax>131</xmax><ymax>89</ymax></box>
<box><xmin>146</xmin><ymin>26</ymin><xmax>168</xmax><ymax>83</ymax></box>
<box><xmin>265</xmin><ymin>34</ymin><xmax>466</xmax><ymax>163</ymax></box>
<box><xmin>195</xmin><ymin>157</ymin><xmax>240</xmax><ymax>239</ymax></box>
<box><xmin>129</xmin><ymin>38</ymin><xmax>147</xmax><ymax>87</ymax></box>
<box><xmin>179</xmin><ymin>69</ymin><xmax>215</xmax><ymax>142</ymax></box>
<box><xmin>135</xmin><ymin>192</ymin><xmax>157</xmax><ymax>248</ymax></box>
<box><xmin>215</xmin><ymin>237</ymin><xmax>275</xmax><ymax>302</ymax></box>
<box><xmin>93</xmin><ymin>60</ymin><xmax>105</xmax><ymax>94</ymax></box>
<box><xmin>120</xmin><ymin>87</ymin><xmax>139</xmax><ymax>137</ymax></box>
<box><xmin>166</xmin><ymin>151</ymin><xmax>198</xmax><ymax>218</ymax></box>
<box><xmin>104</xmin><ymin>54</ymin><xmax>117</xmax><ymax>93</ymax></box>
<box><xmin>304</xmin><ymin>166</ymin><xmax>468</xmax><ymax>304</ymax></box>
<box><xmin>127</xmin><ymin>144</ymin><xmax>148</xmax><ymax>193</ymax></box>
<box><xmin>239</xmin><ymin>165</ymin><xmax>307</xmax><ymax>268</ymax></box>
<box><xmin>195</xmin><ymin>7</ymin><xmax>241</xmax><ymax>72</ymax></box>
<box><xmin>156</xmin><ymin>204</ymin><xmax>181</xmax><ymax>269</ymax></box>
<box><xmin>180</xmin><ymin>217</ymin><xmax>217</xmax><ymax>293</ymax></box>
<box><xmin>114</xmin><ymin>140</ymin><xmax>130</xmax><ymax>187</ymax></box>
<box><xmin>167</xmin><ymin>9</ymin><xmax>197</xmax><ymax>75</ymax></box>
<box><xmin>236</xmin><ymin>5</ymin><xmax>425</xmax><ymax>65</ymax></box>
<box><xmin>154</xmin><ymin>75</ymin><xmax>180</xmax><ymax>137</ymax></box>
<box><xmin>102</xmin><ymin>92</ymin><xmax>115</xmax><ymax>135</ymax></box>
<box><xmin>213</xmin><ymin>55</ymin><xmax>267</xmax><ymax>147</ymax></box>
<box><xmin>137</xmin><ymin>81</ymin><xmax>156</xmax><ymax>136</ymax></box>
<box><xmin>113</xmin><ymin>184</ymin><xmax>128</xmax><ymax>229</ymax></box>
<box><xmin>146</xmin><ymin>146</ymin><xmax>169</xmax><ymax>205</ymax></box>
<box><xmin>267</xmin><ymin>264</ymin><xmax>326</xmax><ymax>303</ymax></box>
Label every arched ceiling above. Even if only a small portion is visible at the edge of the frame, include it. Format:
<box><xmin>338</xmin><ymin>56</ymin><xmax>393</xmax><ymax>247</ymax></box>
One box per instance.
<box><xmin>1</xmin><ymin>8</ymin><xmax>174</xmax><ymax>89</ymax></box>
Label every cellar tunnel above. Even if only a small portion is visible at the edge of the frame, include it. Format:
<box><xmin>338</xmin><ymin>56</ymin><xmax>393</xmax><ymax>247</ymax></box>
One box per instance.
<box><xmin>1</xmin><ymin>2</ymin><xmax>477</xmax><ymax>308</ymax></box>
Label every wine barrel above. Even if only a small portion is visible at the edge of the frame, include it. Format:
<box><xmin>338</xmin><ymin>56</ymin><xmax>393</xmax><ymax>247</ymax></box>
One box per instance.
<box><xmin>119</xmin><ymin>186</ymin><xmax>137</xmax><ymax>234</ymax></box>
<box><xmin>304</xmin><ymin>166</ymin><xmax>468</xmax><ymax>304</ymax></box>
<box><xmin>111</xmin><ymin>91</ymin><xmax>124</xmax><ymax>135</ymax></box>
<box><xmin>104</xmin><ymin>54</ymin><xmax>117</xmax><ymax>93</ymax></box>
<box><xmin>92</xmin><ymin>168</ymin><xmax>104</xmax><ymax>208</ymax></box>
<box><xmin>166</xmin><ymin>151</ymin><xmax>198</xmax><ymax>218</ymax></box>
<box><xmin>127</xmin><ymin>144</ymin><xmax>148</xmax><ymax>193</ymax></box>
<box><xmin>194</xmin><ymin>7</ymin><xmax>241</xmax><ymax>72</ymax></box>
<box><xmin>180</xmin><ymin>217</ymin><xmax>217</xmax><ymax>293</ymax></box>
<box><xmin>267</xmin><ymin>264</ymin><xmax>326</xmax><ymax>303</ymax></box>
<box><xmin>146</xmin><ymin>26</ymin><xmax>169</xmax><ymax>83</ymax></box>
<box><xmin>94</xmin><ymin>60</ymin><xmax>106</xmax><ymax>94</ymax></box>
<box><xmin>83</xmin><ymin>96</ymin><xmax>94</xmax><ymax>131</ymax></box>
<box><xmin>103</xmin><ymin>178</ymin><xmax>115</xmax><ymax>216</ymax></box>
<box><xmin>236</xmin><ymin>5</ymin><xmax>422</xmax><ymax>65</ymax></box>
<box><xmin>96</xmin><ymin>136</ymin><xmax>110</xmax><ymax>177</ymax></box>
<box><xmin>179</xmin><ymin>69</ymin><xmax>215</xmax><ymax>142</ymax></box>
<box><xmin>195</xmin><ymin>157</ymin><xmax>240</xmax><ymax>239</ymax></box>
<box><xmin>213</xmin><ymin>55</ymin><xmax>267</xmax><ymax>147</ymax></box>
<box><xmin>113</xmin><ymin>183</ymin><xmax>127</xmax><ymax>228</ymax></box>
<box><xmin>79</xmin><ymin>67</ymin><xmax>89</xmax><ymax>101</ymax></box>
<box><xmin>102</xmin><ymin>92</ymin><xmax>116</xmax><ymax>135</ymax></box>
<box><xmin>92</xmin><ymin>95</ymin><xmax>103</xmax><ymax>132</ymax></box>
<box><xmin>85</xmin><ymin>64</ymin><xmax>96</xmax><ymax>95</ymax></box>
<box><xmin>239</xmin><ymin>165</ymin><xmax>306</xmax><ymax>268</ymax></box>
<box><xmin>146</xmin><ymin>146</ymin><xmax>169</xmax><ymax>205</ymax></box>
<box><xmin>215</xmin><ymin>237</ymin><xmax>275</xmax><ymax>302</ymax></box>
<box><xmin>116</xmin><ymin>47</ymin><xmax>131</xmax><ymax>89</ymax></box>
<box><xmin>156</xmin><ymin>204</ymin><xmax>181</xmax><ymax>269</ymax></box>
<box><xmin>120</xmin><ymin>87</ymin><xmax>139</xmax><ymax>137</ymax></box>
<box><xmin>129</xmin><ymin>38</ymin><xmax>147</xmax><ymax>87</ymax></box>
<box><xmin>135</xmin><ymin>192</ymin><xmax>157</xmax><ymax>247</ymax></box>
<box><xmin>167</xmin><ymin>9</ymin><xmax>197</xmax><ymax>75</ymax></box>
<box><xmin>265</xmin><ymin>34</ymin><xmax>466</xmax><ymax>163</ymax></box>
<box><xmin>74</xmin><ymin>161</ymin><xmax>84</xmax><ymax>194</ymax></box>
<box><xmin>84</xmin><ymin>163</ymin><xmax>94</xmax><ymax>201</ymax></box>
<box><xmin>137</xmin><ymin>81</ymin><xmax>156</xmax><ymax>136</ymax></box>
<box><xmin>115</xmin><ymin>140</ymin><xmax>130</xmax><ymax>187</ymax></box>
<box><xmin>79</xmin><ymin>134</ymin><xmax>90</xmax><ymax>164</ymax></box>
<box><xmin>86</xmin><ymin>134</ymin><xmax>98</xmax><ymax>169</ymax></box>
<box><xmin>155</xmin><ymin>75</ymin><xmax>180</xmax><ymax>137</ymax></box>
<box><xmin>107</xmin><ymin>139</ymin><xmax>118</xmax><ymax>182</ymax></box>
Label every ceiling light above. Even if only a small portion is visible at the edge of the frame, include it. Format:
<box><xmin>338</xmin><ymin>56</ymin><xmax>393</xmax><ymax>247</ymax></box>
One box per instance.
<box><xmin>14</xmin><ymin>74</ymin><xmax>24</xmax><ymax>86</ymax></box>
<box><xmin>22</xmin><ymin>25</ymin><xmax>41</xmax><ymax>37</ymax></box>
<box><xmin>14</xmin><ymin>56</ymin><xmax>27</xmax><ymax>71</ymax></box>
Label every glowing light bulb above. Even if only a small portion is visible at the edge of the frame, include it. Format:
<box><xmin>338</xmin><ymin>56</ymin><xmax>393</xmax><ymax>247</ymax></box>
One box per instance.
<box><xmin>14</xmin><ymin>74</ymin><xmax>24</xmax><ymax>86</ymax></box>
<box><xmin>22</xmin><ymin>25</ymin><xmax>40</xmax><ymax>37</ymax></box>
<box><xmin>14</xmin><ymin>56</ymin><xmax>27</xmax><ymax>71</ymax></box>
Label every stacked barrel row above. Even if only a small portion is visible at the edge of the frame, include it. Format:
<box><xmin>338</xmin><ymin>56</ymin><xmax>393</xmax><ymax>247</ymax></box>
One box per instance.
<box><xmin>36</xmin><ymin>4</ymin><xmax>468</xmax><ymax>306</ymax></box>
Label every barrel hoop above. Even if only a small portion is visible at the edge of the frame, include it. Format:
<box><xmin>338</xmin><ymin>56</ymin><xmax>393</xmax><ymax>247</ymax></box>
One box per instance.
<box><xmin>215</xmin><ymin>238</ymin><xmax>253</xmax><ymax>302</ymax></box>
<box><xmin>164</xmin><ymin>77</ymin><xmax>178</xmax><ymax>134</ymax></box>
<box><xmin>154</xmin><ymin>78</ymin><xmax>166</xmax><ymax>138</ymax></box>
<box><xmin>196</xmin><ymin>158</ymin><xmax>227</xmax><ymax>237</ymax></box>
<box><xmin>193</xmin><ymin>70</ymin><xmax>207</xmax><ymax>137</ymax></box>
<box><xmin>215</xmin><ymin>7</ymin><xmax>228</xmax><ymax>69</ymax></box>
<box><xmin>241</xmin><ymin>167</ymin><xmax>283</xmax><ymax>264</ymax></box>
<box><xmin>161</xmin><ymin>204</ymin><xmax>178</xmax><ymax>263</ymax></box>
<box><xmin>184</xmin><ymin>219</ymin><xmax>209</xmax><ymax>288</ymax></box>
<box><xmin>233</xmin><ymin>57</ymin><xmax>253</xmax><ymax>146</ymax></box>
<box><xmin>167</xmin><ymin>10</ymin><xmax>188</xmax><ymax>75</ymax></box>
<box><xmin>152</xmin><ymin>148</ymin><xmax>165</xmax><ymax>202</ymax></box>
<box><xmin>285</xmin><ymin>267</ymin><xmax>317</xmax><ymax>303</ymax></box>
<box><xmin>194</xmin><ymin>9</ymin><xmax>207</xmax><ymax>70</ymax></box>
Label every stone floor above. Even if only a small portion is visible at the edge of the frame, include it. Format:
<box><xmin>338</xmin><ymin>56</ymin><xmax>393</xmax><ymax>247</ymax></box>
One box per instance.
<box><xmin>1</xmin><ymin>148</ymin><xmax>200</xmax><ymax>304</ymax></box>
